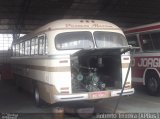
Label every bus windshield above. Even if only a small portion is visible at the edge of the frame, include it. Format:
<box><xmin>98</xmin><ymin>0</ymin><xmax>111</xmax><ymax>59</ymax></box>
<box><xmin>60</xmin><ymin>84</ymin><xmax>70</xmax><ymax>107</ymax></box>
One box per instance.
<box><xmin>94</xmin><ymin>31</ymin><xmax>128</xmax><ymax>48</ymax></box>
<box><xmin>55</xmin><ymin>31</ymin><xmax>94</xmax><ymax>50</ymax></box>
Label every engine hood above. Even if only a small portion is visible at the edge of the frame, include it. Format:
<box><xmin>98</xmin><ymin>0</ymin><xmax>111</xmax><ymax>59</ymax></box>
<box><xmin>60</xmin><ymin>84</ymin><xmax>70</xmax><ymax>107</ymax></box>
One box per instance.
<box><xmin>72</xmin><ymin>47</ymin><xmax>131</xmax><ymax>56</ymax></box>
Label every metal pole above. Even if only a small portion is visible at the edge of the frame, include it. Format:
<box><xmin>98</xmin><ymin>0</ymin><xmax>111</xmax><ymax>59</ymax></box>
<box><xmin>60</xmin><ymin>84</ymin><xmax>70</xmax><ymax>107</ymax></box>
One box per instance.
<box><xmin>113</xmin><ymin>48</ymin><xmax>135</xmax><ymax>113</ymax></box>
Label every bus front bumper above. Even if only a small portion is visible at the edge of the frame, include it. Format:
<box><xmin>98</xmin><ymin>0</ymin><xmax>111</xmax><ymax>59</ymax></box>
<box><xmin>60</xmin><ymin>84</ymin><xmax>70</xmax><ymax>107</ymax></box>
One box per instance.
<box><xmin>54</xmin><ymin>88</ymin><xmax>134</xmax><ymax>102</ymax></box>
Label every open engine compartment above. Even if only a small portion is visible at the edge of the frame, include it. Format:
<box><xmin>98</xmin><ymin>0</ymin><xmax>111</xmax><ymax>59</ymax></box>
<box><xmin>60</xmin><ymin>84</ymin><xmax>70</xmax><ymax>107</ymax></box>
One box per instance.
<box><xmin>71</xmin><ymin>49</ymin><xmax>122</xmax><ymax>93</ymax></box>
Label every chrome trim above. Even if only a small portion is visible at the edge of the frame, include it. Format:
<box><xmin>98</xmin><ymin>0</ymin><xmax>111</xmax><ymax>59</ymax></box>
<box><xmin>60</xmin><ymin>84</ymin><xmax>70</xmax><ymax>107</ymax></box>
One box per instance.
<box><xmin>54</xmin><ymin>88</ymin><xmax>134</xmax><ymax>102</ymax></box>
<box><xmin>111</xmin><ymin>88</ymin><xmax>134</xmax><ymax>97</ymax></box>
<box><xmin>54</xmin><ymin>93</ymin><xmax>88</xmax><ymax>102</ymax></box>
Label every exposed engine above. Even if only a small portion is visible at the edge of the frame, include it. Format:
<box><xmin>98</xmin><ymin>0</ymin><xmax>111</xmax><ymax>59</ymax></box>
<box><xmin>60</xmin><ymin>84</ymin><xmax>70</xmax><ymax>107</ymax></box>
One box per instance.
<box><xmin>72</xmin><ymin>65</ymin><xmax>106</xmax><ymax>92</ymax></box>
<box><xmin>71</xmin><ymin>49</ymin><xmax>122</xmax><ymax>93</ymax></box>
<box><xmin>71</xmin><ymin>56</ymin><xmax>111</xmax><ymax>92</ymax></box>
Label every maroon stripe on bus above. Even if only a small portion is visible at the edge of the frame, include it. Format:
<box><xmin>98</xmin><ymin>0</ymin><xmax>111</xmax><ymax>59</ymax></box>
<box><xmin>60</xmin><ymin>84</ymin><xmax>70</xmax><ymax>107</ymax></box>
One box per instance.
<box><xmin>125</xmin><ymin>24</ymin><xmax>160</xmax><ymax>34</ymax></box>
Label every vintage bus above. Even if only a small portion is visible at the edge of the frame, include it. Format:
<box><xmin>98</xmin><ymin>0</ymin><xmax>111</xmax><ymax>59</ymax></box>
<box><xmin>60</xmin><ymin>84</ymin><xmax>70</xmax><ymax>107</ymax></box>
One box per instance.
<box><xmin>124</xmin><ymin>22</ymin><xmax>160</xmax><ymax>95</ymax></box>
<box><xmin>11</xmin><ymin>19</ymin><xmax>134</xmax><ymax>106</ymax></box>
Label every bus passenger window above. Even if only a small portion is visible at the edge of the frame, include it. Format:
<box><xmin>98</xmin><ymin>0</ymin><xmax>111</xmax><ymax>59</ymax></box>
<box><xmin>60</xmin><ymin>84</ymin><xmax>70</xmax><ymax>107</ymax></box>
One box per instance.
<box><xmin>20</xmin><ymin>42</ymin><xmax>25</xmax><ymax>56</ymax></box>
<box><xmin>25</xmin><ymin>40</ymin><xmax>30</xmax><ymax>55</ymax></box>
<box><xmin>151</xmin><ymin>32</ymin><xmax>160</xmax><ymax>50</ymax></box>
<box><xmin>38</xmin><ymin>35</ymin><xmax>45</xmax><ymax>55</ymax></box>
<box><xmin>127</xmin><ymin>35</ymin><xmax>139</xmax><ymax>47</ymax></box>
<box><xmin>20</xmin><ymin>43</ymin><xmax>22</xmax><ymax>55</ymax></box>
<box><xmin>31</xmin><ymin>37</ymin><xmax>38</xmax><ymax>55</ymax></box>
<box><xmin>34</xmin><ymin>38</ymin><xmax>38</xmax><ymax>55</ymax></box>
<box><xmin>126</xmin><ymin>35</ymin><xmax>140</xmax><ymax>52</ymax></box>
<box><xmin>12</xmin><ymin>45</ymin><xmax>16</xmax><ymax>56</ymax></box>
<box><xmin>15</xmin><ymin>44</ymin><xmax>19</xmax><ymax>56</ymax></box>
<box><xmin>140</xmin><ymin>34</ymin><xmax>154</xmax><ymax>51</ymax></box>
<box><xmin>45</xmin><ymin>37</ymin><xmax>48</xmax><ymax>54</ymax></box>
<box><xmin>31</xmin><ymin>38</ymin><xmax>35</xmax><ymax>55</ymax></box>
<box><xmin>22</xmin><ymin>42</ymin><xmax>25</xmax><ymax>55</ymax></box>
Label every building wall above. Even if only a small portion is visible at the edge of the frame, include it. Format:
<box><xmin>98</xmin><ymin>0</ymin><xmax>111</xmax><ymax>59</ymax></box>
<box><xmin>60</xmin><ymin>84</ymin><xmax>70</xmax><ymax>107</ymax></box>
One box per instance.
<box><xmin>0</xmin><ymin>50</ymin><xmax>13</xmax><ymax>80</ymax></box>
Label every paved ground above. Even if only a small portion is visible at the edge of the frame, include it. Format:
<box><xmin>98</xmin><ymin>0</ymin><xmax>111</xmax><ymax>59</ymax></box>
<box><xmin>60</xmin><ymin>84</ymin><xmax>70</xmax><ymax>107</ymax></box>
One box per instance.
<box><xmin>0</xmin><ymin>80</ymin><xmax>160</xmax><ymax>119</ymax></box>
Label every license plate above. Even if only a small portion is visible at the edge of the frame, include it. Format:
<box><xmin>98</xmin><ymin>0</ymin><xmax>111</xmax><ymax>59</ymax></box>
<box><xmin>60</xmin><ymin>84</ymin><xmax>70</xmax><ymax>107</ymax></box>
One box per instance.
<box><xmin>89</xmin><ymin>91</ymin><xmax>108</xmax><ymax>99</ymax></box>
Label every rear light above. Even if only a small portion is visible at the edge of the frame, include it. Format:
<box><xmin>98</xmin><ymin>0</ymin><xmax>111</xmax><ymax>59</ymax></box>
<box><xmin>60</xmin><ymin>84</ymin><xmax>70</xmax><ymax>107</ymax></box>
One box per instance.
<box><xmin>60</xmin><ymin>87</ymin><xmax>69</xmax><ymax>94</ymax></box>
<box><xmin>123</xmin><ymin>57</ymin><xmax>129</xmax><ymax>60</ymax></box>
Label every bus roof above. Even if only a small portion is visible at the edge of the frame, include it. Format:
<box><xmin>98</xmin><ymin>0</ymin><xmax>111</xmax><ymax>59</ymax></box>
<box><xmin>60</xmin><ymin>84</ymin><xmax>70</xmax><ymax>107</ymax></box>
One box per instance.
<box><xmin>124</xmin><ymin>22</ymin><xmax>160</xmax><ymax>35</ymax></box>
<box><xmin>37</xmin><ymin>19</ymin><xmax>121</xmax><ymax>31</ymax></box>
<box><xmin>15</xmin><ymin>19</ymin><xmax>122</xmax><ymax>43</ymax></box>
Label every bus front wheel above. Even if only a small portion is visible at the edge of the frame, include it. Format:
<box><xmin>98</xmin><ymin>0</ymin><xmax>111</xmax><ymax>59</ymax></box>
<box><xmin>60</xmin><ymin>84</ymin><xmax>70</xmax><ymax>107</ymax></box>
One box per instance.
<box><xmin>146</xmin><ymin>72</ymin><xmax>160</xmax><ymax>96</ymax></box>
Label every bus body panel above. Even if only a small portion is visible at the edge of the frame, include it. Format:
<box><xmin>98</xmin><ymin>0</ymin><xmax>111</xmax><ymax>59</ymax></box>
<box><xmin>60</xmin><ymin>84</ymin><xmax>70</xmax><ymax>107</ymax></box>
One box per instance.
<box><xmin>11</xmin><ymin>19</ymin><xmax>134</xmax><ymax>104</ymax></box>
<box><xmin>125</xmin><ymin>22</ymin><xmax>160</xmax><ymax>87</ymax></box>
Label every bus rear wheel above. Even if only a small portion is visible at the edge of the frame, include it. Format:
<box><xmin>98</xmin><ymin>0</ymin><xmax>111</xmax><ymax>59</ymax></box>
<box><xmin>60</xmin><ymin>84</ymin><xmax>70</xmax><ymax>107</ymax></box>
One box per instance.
<box><xmin>146</xmin><ymin>72</ymin><xmax>160</xmax><ymax>96</ymax></box>
<box><xmin>34</xmin><ymin>87</ymin><xmax>42</xmax><ymax>107</ymax></box>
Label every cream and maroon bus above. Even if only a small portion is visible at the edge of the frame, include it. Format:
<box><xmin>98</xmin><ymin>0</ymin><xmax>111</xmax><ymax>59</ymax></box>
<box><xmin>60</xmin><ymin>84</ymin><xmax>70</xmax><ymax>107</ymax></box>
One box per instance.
<box><xmin>125</xmin><ymin>22</ymin><xmax>160</xmax><ymax>95</ymax></box>
<box><xmin>11</xmin><ymin>19</ymin><xmax>134</xmax><ymax>106</ymax></box>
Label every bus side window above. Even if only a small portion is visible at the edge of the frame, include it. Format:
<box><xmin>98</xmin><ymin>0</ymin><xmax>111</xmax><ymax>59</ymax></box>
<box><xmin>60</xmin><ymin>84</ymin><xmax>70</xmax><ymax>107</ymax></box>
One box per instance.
<box><xmin>20</xmin><ymin>42</ymin><xmax>25</xmax><ymax>56</ymax></box>
<box><xmin>45</xmin><ymin>36</ymin><xmax>48</xmax><ymax>54</ymax></box>
<box><xmin>25</xmin><ymin>40</ymin><xmax>30</xmax><ymax>55</ymax></box>
<box><xmin>34</xmin><ymin>37</ymin><xmax>38</xmax><ymax>55</ymax></box>
<box><xmin>22</xmin><ymin>42</ymin><xmax>25</xmax><ymax>55</ymax></box>
<box><xmin>126</xmin><ymin>35</ymin><xmax>140</xmax><ymax>52</ymax></box>
<box><xmin>31</xmin><ymin>37</ymin><xmax>38</xmax><ymax>55</ymax></box>
<box><xmin>15</xmin><ymin>44</ymin><xmax>19</xmax><ymax>56</ymax></box>
<box><xmin>151</xmin><ymin>32</ymin><xmax>160</xmax><ymax>50</ymax></box>
<box><xmin>31</xmin><ymin>38</ymin><xmax>35</xmax><ymax>55</ymax></box>
<box><xmin>13</xmin><ymin>45</ymin><xmax>16</xmax><ymax>56</ymax></box>
<box><xmin>140</xmin><ymin>34</ymin><xmax>154</xmax><ymax>51</ymax></box>
<box><xmin>38</xmin><ymin>35</ymin><xmax>45</xmax><ymax>55</ymax></box>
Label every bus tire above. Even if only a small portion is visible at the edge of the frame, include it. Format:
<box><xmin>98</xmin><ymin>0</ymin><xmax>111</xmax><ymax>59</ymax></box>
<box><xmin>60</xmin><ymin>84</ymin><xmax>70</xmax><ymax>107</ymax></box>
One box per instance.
<box><xmin>146</xmin><ymin>71</ymin><xmax>160</xmax><ymax>96</ymax></box>
<box><xmin>34</xmin><ymin>87</ymin><xmax>42</xmax><ymax>107</ymax></box>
